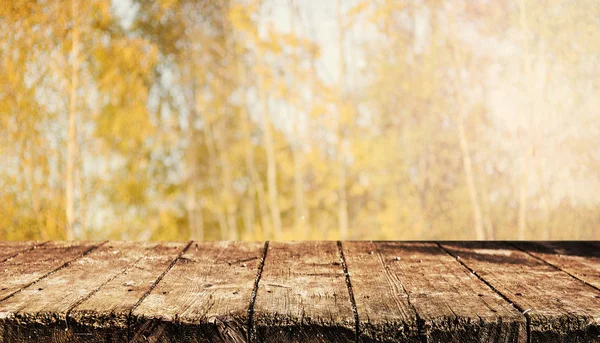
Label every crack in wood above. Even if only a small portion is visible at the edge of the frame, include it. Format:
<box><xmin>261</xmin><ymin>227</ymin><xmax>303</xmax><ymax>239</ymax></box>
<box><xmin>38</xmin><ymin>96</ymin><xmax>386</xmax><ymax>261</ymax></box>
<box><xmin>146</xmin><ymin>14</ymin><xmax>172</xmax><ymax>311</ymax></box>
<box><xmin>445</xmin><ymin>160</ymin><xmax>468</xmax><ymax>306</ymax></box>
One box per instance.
<box><xmin>65</xmin><ymin>255</ymin><xmax>146</xmax><ymax>331</ymax></box>
<box><xmin>0</xmin><ymin>241</ymin><xmax>106</xmax><ymax>304</ymax></box>
<box><xmin>0</xmin><ymin>241</ymin><xmax>598</xmax><ymax>342</ymax></box>
<box><xmin>126</xmin><ymin>240</ymin><xmax>193</xmax><ymax>342</ymax></box>
<box><xmin>0</xmin><ymin>241</ymin><xmax>48</xmax><ymax>264</ymax></box>
<box><xmin>508</xmin><ymin>242</ymin><xmax>600</xmax><ymax>294</ymax></box>
<box><xmin>337</xmin><ymin>241</ymin><xmax>360</xmax><ymax>343</ymax></box>
<box><xmin>436</xmin><ymin>242</ymin><xmax>531</xmax><ymax>343</ymax></box>
<box><xmin>247</xmin><ymin>241</ymin><xmax>269</xmax><ymax>343</ymax></box>
<box><xmin>229</xmin><ymin>256</ymin><xmax>259</xmax><ymax>265</ymax></box>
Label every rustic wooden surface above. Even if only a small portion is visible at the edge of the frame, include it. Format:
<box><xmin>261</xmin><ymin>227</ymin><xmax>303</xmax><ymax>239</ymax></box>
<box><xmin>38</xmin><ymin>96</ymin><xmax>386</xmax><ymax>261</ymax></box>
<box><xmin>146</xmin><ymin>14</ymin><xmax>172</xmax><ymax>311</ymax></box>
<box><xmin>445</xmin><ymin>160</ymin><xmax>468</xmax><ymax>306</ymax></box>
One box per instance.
<box><xmin>341</xmin><ymin>242</ymin><xmax>419</xmax><ymax>343</ymax></box>
<box><xmin>440</xmin><ymin>242</ymin><xmax>600</xmax><ymax>343</ymax></box>
<box><xmin>0</xmin><ymin>241</ymin><xmax>599</xmax><ymax>343</ymax></box>
<box><xmin>131</xmin><ymin>241</ymin><xmax>265</xmax><ymax>343</ymax></box>
<box><xmin>252</xmin><ymin>241</ymin><xmax>355</xmax><ymax>343</ymax></box>
<box><xmin>343</xmin><ymin>242</ymin><xmax>526</xmax><ymax>343</ymax></box>
<box><xmin>0</xmin><ymin>241</ymin><xmax>43</xmax><ymax>263</ymax></box>
<box><xmin>512</xmin><ymin>241</ymin><xmax>600</xmax><ymax>290</ymax></box>
<box><xmin>71</xmin><ymin>242</ymin><xmax>188</xmax><ymax>342</ymax></box>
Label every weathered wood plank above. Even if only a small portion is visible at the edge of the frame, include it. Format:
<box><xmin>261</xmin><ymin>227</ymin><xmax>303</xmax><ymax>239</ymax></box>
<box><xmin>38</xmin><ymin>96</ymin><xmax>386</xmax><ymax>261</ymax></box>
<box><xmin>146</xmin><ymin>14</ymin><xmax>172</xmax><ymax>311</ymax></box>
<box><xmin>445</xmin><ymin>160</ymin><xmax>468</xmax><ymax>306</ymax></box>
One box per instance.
<box><xmin>343</xmin><ymin>242</ymin><xmax>526</xmax><ymax>342</ymax></box>
<box><xmin>0</xmin><ymin>241</ymin><xmax>598</xmax><ymax>342</ymax></box>
<box><xmin>0</xmin><ymin>242</ymin><xmax>44</xmax><ymax>263</ymax></box>
<box><xmin>440</xmin><ymin>242</ymin><xmax>600</xmax><ymax>343</ymax></box>
<box><xmin>340</xmin><ymin>242</ymin><xmax>419</xmax><ymax>342</ymax></box>
<box><xmin>252</xmin><ymin>241</ymin><xmax>355</xmax><ymax>343</ymax></box>
<box><xmin>130</xmin><ymin>241</ymin><xmax>265</xmax><ymax>343</ymax></box>
<box><xmin>67</xmin><ymin>242</ymin><xmax>189</xmax><ymax>342</ymax></box>
<box><xmin>0</xmin><ymin>241</ymin><xmax>158</xmax><ymax>342</ymax></box>
<box><xmin>0</xmin><ymin>241</ymin><xmax>99</xmax><ymax>302</ymax></box>
<box><xmin>512</xmin><ymin>241</ymin><xmax>600</xmax><ymax>291</ymax></box>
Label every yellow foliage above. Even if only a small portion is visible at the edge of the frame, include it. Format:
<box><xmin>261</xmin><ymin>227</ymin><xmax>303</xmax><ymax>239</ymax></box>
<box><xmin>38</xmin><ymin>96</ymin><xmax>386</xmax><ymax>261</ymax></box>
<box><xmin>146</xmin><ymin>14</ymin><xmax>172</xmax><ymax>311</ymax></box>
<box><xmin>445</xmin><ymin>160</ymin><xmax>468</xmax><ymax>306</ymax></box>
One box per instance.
<box><xmin>1</xmin><ymin>0</ymin><xmax>599</xmax><ymax>242</ymax></box>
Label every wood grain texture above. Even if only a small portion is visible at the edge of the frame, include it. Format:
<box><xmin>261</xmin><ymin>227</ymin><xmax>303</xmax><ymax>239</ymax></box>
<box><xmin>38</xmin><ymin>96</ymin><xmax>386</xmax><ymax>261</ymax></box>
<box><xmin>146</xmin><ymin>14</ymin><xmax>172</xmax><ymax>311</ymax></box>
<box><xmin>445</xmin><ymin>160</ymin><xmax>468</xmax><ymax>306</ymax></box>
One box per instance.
<box><xmin>340</xmin><ymin>241</ymin><xmax>419</xmax><ymax>342</ymax></box>
<box><xmin>252</xmin><ymin>241</ymin><xmax>355</xmax><ymax>343</ymax></box>
<box><xmin>0</xmin><ymin>241</ymin><xmax>99</xmax><ymax>302</ymax></box>
<box><xmin>0</xmin><ymin>241</ymin><xmax>599</xmax><ymax>342</ymax></box>
<box><xmin>0</xmin><ymin>242</ymin><xmax>44</xmax><ymax>263</ymax></box>
<box><xmin>343</xmin><ymin>242</ymin><xmax>526</xmax><ymax>343</ymax></box>
<box><xmin>0</xmin><ymin>241</ymin><xmax>152</xmax><ymax>342</ymax></box>
<box><xmin>512</xmin><ymin>241</ymin><xmax>600</xmax><ymax>290</ymax></box>
<box><xmin>68</xmin><ymin>242</ymin><xmax>189</xmax><ymax>343</ymax></box>
<box><xmin>130</xmin><ymin>241</ymin><xmax>265</xmax><ymax>343</ymax></box>
<box><xmin>440</xmin><ymin>242</ymin><xmax>600</xmax><ymax>343</ymax></box>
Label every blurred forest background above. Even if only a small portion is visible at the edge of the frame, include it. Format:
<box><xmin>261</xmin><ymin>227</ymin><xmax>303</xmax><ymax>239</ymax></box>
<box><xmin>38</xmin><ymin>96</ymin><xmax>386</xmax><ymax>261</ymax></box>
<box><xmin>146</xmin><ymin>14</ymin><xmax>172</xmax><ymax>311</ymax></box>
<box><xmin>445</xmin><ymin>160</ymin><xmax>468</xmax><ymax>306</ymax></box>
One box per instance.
<box><xmin>1</xmin><ymin>0</ymin><xmax>599</xmax><ymax>241</ymax></box>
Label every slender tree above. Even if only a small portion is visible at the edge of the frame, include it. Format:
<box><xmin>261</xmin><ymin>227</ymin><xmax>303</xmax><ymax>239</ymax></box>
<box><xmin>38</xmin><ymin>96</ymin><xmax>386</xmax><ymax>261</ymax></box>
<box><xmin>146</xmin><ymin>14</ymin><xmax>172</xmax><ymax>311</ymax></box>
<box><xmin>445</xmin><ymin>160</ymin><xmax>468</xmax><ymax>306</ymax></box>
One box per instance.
<box><xmin>65</xmin><ymin>0</ymin><xmax>81</xmax><ymax>240</ymax></box>
<box><xmin>447</xmin><ymin>6</ymin><xmax>485</xmax><ymax>240</ymax></box>
<box><xmin>336</xmin><ymin>0</ymin><xmax>349</xmax><ymax>239</ymax></box>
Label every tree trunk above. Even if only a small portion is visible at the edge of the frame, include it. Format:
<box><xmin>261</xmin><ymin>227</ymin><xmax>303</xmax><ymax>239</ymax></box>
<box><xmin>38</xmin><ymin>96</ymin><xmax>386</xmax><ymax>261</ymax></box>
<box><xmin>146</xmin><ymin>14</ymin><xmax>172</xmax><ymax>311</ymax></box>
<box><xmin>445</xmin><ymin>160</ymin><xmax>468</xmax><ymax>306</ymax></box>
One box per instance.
<box><xmin>478</xmin><ymin>162</ymin><xmax>496</xmax><ymax>240</ymax></box>
<box><xmin>337</xmin><ymin>156</ymin><xmax>349</xmax><ymax>239</ymax></box>
<box><xmin>199</xmin><ymin>97</ymin><xmax>228</xmax><ymax>240</ymax></box>
<box><xmin>242</xmin><ymin>196</ymin><xmax>255</xmax><ymax>238</ymax></box>
<box><xmin>293</xmin><ymin>140</ymin><xmax>307</xmax><ymax>235</ymax></box>
<box><xmin>186</xmin><ymin>99</ymin><xmax>203</xmax><ymax>240</ymax></box>
<box><xmin>76</xmin><ymin>146</ymin><xmax>86</xmax><ymax>239</ymax></box>
<box><xmin>215</xmin><ymin>6</ymin><xmax>238</xmax><ymax>240</ymax></box>
<box><xmin>534</xmin><ymin>44</ymin><xmax>549</xmax><ymax>239</ymax></box>
<box><xmin>337</xmin><ymin>0</ymin><xmax>349</xmax><ymax>240</ymax></box>
<box><xmin>289</xmin><ymin>0</ymin><xmax>308</xmax><ymax>238</ymax></box>
<box><xmin>258</xmin><ymin>74</ymin><xmax>282</xmax><ymax>240</ymax></box>
<box><xmin>448</xmin><ymin>30</ymin><xmax>486</xmax><ymax>240</ymax></box>
<box><xmin>28</xmin><ymin>142</ymin><xmax>45</xmax><ymax>239</ymax></box>
<box><xmin>241</xmin><ymin>104</ymin><xmax>271</xmax><ymax>239</ymax></box>
<box><xmin>517</xmin><ymin>0</ymin><xmax>535</xmax><ymax>240</ymax></box>
<box><xmin>66</xmin><ymin>0</ymin><xmax>80</xmax><ymax>241</ymax></box>
<box><xmin>234</xmin><ymin>40</ymin><xmax>271</xmax><ymax>239</ymax></box>
<box><xmin>457</xmin><ymin>115</ymin><xmax>485</xmax><ymax>240</ymax></box>
<box><xmin>215</xmin><ymin>109</ymin><xmax>238</xmax><ymax>240</ymax></box>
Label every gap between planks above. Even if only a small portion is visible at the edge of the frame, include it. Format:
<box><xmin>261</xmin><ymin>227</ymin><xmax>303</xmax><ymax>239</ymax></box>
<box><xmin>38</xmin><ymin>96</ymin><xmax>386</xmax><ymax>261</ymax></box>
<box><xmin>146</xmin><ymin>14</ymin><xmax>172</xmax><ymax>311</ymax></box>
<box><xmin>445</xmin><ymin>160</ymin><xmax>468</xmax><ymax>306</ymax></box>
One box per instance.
<box><xmin>0</xmin><ymin>241</ymin><xmax>48</xmax><ymax>264</ymax></box>
<box><xmin>125</xmin><ymin>240</ymin><xmax>194</xmax><ymax>341</ymax></box>
<box><xmin>0</xmin><ymin>241</ymin><xmax>271</xmax><ymax>343</ymax></box>
<box><xmin>436</xmin><ymin>242</ymin><xmax>532</xmax><ymax>343</ymax></box>
<box><xmin>0</xmin><ymin>241</ymin><xmax>192</xmax><ymax>343</ymax></box>
<box><xmin>246</xmin><ymin>241</ymin><xmax>269</xmax><ymax>343</ymax></box>
<box><xmin>246</xmin><ymin>241</ymin><xmax>360</xmax><ymax>343</ymax></box>
<box><xmin>65</xmin><ymin>255</ymin><xmax>147</xmax><ymax>331</ymax></box>
<box><xmin>0</xmin><ymin>241</ymin><xmax>106</xmax><ymax>304</ymax></box>
<box><xmin>337</xmin><ymin>241</ymin><xmax>360</xmax><ymax>343</ymax></box>
<box><xmin>226</xmin><ymin>241</ymin><xmax>528</xmax><ymax>343</ymax></box>
<box><xmin>8</xmin><ymin>242</ymin><xmax>591</xmax><ymax>342</ymax></box>
<box><xmin>507</xmin><ymin>242</ymin><xmax>600</xmax><ymax>294</ymax></box>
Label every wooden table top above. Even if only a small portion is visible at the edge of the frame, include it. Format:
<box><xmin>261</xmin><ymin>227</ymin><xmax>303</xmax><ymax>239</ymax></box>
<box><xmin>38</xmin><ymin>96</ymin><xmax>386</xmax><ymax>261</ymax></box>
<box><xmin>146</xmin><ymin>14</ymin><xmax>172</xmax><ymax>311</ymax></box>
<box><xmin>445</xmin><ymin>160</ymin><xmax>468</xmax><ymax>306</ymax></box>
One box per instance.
<box><xmin>0</xmin><ymin>241</ymin><xmax>598</xmax><ymax>342</ymax></box>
